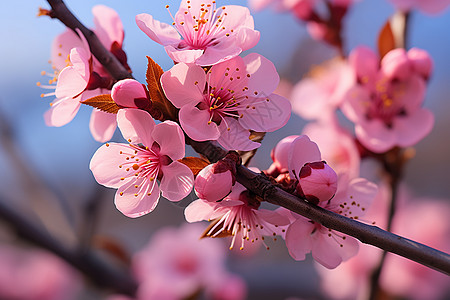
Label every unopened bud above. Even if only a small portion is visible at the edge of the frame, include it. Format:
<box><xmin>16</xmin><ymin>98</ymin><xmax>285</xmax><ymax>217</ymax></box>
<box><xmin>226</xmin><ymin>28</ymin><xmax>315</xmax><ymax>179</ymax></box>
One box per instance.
<box><xmin>296</xmin><ymin>161</ymin><xmax>337</xmax><ymax>204</ymax></box>
<box><xmin>194</xmin><ymin>164</ymin><xmax>234</xmax><ymax>202</ymax></box>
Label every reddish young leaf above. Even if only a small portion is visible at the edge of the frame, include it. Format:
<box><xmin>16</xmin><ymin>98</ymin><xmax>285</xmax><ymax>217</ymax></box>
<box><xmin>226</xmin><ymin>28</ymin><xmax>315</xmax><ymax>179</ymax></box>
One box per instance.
<box><xmin>146</xmin><ymin>56</ymin><xmax>178</xmax><ymax>121</ymax></box>
<box><xmin>81</xmin><ymin>94</ymin><xmax>121</xmax><ymax>114</ymax></box>
<box><xmin>378</xmin><ymin>20</ymin><xmax>396</xmax><ymax>59</ymax></box>
<box><xmin>178</xmin><ymin>156</ymin><xmax>210</xmax><ymax>176</ymax></box>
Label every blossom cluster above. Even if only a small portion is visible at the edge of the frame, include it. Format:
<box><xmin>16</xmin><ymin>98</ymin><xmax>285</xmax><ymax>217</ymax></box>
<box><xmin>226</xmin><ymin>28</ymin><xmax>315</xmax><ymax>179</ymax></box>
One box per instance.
<box><xmin>38</xmin><ymin>0</ymin><xmax>448</xmax><ymax>298</ymax></box>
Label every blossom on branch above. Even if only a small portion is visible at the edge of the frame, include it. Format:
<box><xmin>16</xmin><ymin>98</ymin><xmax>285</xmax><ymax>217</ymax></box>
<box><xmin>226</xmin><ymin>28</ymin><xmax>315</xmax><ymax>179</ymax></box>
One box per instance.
<box><xmin>42</xmin><ymin>5</ymin><xmax>130</xmax><ymax>142</ymax></box>
<box><xmin>90</xmin><ymin>109</ymin><xmax>194</xmax><ymax>218</ymax></box>
<box><xmin>136</xmin><ymin>0</ymin><xmax>260</xmax><ymax>66</ymax></box>
<box><xmin>161</xmin><ymin>53</ymin><xmax>291</xmax><ymax>151</ymax></box>
<box><xmin>341</xmin><ymin>46</ymin><xmax>434</xmax><ymax>153</ymax></box>
<box><xmin>185</xmin><ymin>183</ymin><xmax>290</xmax><ymax>250</ymax></box>
<box><xmin>282</xmin><ymin>175</ymin><xmax>378</xmax><ymax>269</ymax></box>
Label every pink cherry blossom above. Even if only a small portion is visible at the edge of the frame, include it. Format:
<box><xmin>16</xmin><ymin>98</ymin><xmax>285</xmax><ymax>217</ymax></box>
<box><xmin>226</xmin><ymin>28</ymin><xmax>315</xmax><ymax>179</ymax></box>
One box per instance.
<box><xmin>290</xmin><ymin>59</ymin><xmax>354</xmax><ymax>121</ymax></box>
<box><xmin>341</xmin><ymin>46</ymin><xmax>434</xmax><ymax>153</ymax></box>
<box><xmin>133</xmin><ymin>223</ymin><xmax>246</xmax><ymax>300</ymax></box>
<box><xmin>44</xmin><ymin>46</ymin><xmax>90</xmax><ymax>128</ymax></box>
<box><xmin>161</xmin><ymin>53</ymin><xmax>291</xmax><ymax>151</ymax></box>
<box><xmin>135</xmin><ymin>0</ymin><xmax>260</xmax><ymax>66</ymax></box>
<box><xmin>317</xmin><ymin>184</ymin><xmax>450</xmax><ymax>299</ymax></box>
<box><xmin>0</xmin><ymin>246</ymin><xmax>80</xmax><ymax>300</ymax></box>
<box><xmin>185</xmin><ymin>183</ymin><xmax>290</xmax><ymax>250</ymax></box>
<box><xmin>90</xmin><ymin>108</ymin><xmax>194</xmax><ymax>218</ymax></box>
<box><xmin>283</xmin><ymin>175</ymin><xmax>378</xmax><ymax>268</ymax></box>
<box><xmin>42</xmin><ymin>5</ymin><xmax>129</xmax><ymax>142</ymax></box>
<box><xmin>388</xmin><ymin>0</ymin><xmax>450</xmax><ymax>15</ymax></box>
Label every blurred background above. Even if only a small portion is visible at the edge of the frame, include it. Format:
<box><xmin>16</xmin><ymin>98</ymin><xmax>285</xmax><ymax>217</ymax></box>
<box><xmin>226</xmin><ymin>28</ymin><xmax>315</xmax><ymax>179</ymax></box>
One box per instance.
<box><xmin>0</xmin><ymin>0</ymin><xmax>449</xmax><ymax>299</ymax></box>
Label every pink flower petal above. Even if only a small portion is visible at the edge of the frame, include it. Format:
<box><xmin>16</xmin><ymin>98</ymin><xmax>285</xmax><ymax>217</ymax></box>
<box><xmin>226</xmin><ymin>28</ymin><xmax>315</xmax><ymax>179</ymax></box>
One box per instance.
<box><xmin>394</xmin><ymin>108</ymin><xmax>434</xmax><ymax>148</ymax></box>
<box><xmin>179</xmin><ymin>105</ymin><xmax>220</xmax><ymax>141</ymax></box>
<box><xmin>115</xmin><ymin>177</ymin><xmax>161</xmax><ymax>218</ymax></box>
<box><xmin>152</xmin><ymin>121</ymin><xmax>185</xmax><ymax>160</ymax></box>
<box><xmin>244</xmin><ymin>53</ymin><xmax>279</xmax><ymax>96</ymax></box>
<box><xmin>208</xmin><ymin>56</ymin><xmax>248</xmax><ymax>93</ymax></box>
<box><xmin>288</xmin><ymin>135</ymin><xmax>322</xmax><ymax>180</ymax></box>
<box><xmin>355</xmin><ymin>120</ymin><xmax>396</xmax><ymax>153</ymax></box>
<box><xmin>217</xmin><ymin>118</ymin><xmax>260</xmax><ymax>151</ymax></box>
<box><xmin>135</xmin><ymin>14</ymin><xmax>181</xmax><ymax>46</ymax></box>
<box><xmin>160</xmin><ymin>161</ymin><xmax>194</xmax><ymax>201</ymax></box>
<box><xmin>271</xmin><ymin>135</ymin><xmax>300</xmax><ymax>173</ymax></box>
<box><xmin>285</xmin><ymin>217</ymin><xmax>314</xmax><ymax>261</ymax></box>
<box><xmin>92</xmin><ymin>5</ymin><xmax>124</xmax><ymax>48</ymax></box>
<box><xmin>55</xmin><ymin>48</ymin><xmax>90</xmax><ymax>99</ymax></box>
<box><xmin>239</xmin><ymin>93</ymin><xmax>291</xmax><ymax>132</ymax></box>
<box><xmin>51</xmin><ymin>29</ymin><xmax>84</xmax><ymax>71</ymax></box>
<box><xmin>117</xmin><ymin>108</ymin><xmax>155</xmax><ymax>146</ymax></box>
<box><xmin>89</xmin><ymin>109</ymin><xmax>117</xmax><ymax>143</ymax></box>
<box><xmin>291</xmin><ymin>78</ymin><xmax>334</xmax><ymax>120</ymax></box>
<box><xmin>349</xmin><ymin>46</ymin><xmax>379</xmax><ymax>82</ymax></box>
<box><xmin>111</xmin><ymin>79</ymin><xmax>146</xmax><ymax>108</ymax></box>
<box><xmin>44</xmin><ymin>96</ymin><xmax>81</xmax><ymax>127</ymax></box>
<box><xmin>332</xmin><ymin>177</ymin><xmax>378</xmax><ymax>218</ymax></box>
<box><xmin>235</xmin><ymin>26</ymin><xmax>260</xmax><ymax>52</ymax></box>
<box><xmin>161</xmin><ymin>63</ymin><xmax>205</xmax><ymax>108</ymax></box>
<box><xmin>256</xmin><ymin>209</ymin><xmax>290</xmax><ymax>226</ymax></box>
<box><xmin>312</xmin><ymin>233</ymin><xmax>359</xmax><ymax>269</ymax></box>
<box><xmin>381</xmin><ymin>48</ymin><xmax>412</xmax><ymax>80</ymax></box>
<box><xmin>89</xmin><ymin>143</ymin><xmax>135</xmax><ymax>188</ymax></box>
<box><xmin>184</xmin><ymin>199</ymin><xmax>215</xmax><ymax>223</ymax></box>
<box><xmin>340</xmin><ymin>86</ymin><xmax>371</xmax><ymax>123</ymax></box>
<box><xmin>195</xmin><ymin>42</ymin><xmax>242</xmax><ymax>66</ymax></box>
<box><xmin>407</xmin><ymin>48</ymin><xmax>433</xmax><ymax>79</ymax></box>
<box><xmin>397</xmin><ymin>75</ymin><xmax>426</xmax><ymax>111</ymax></box>
<box><xmin>165</xmin><ymin>45</ymin><xmax>204</xmax><ymax>64</ymax></box>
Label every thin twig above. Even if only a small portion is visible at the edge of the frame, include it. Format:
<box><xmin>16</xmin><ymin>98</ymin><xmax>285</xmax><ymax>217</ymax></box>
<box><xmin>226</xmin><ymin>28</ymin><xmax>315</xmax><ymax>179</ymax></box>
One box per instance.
<box><xmin>44</xmin><ymin>0</ymin><xmax>450</xmax><ymax>275</ymax></box>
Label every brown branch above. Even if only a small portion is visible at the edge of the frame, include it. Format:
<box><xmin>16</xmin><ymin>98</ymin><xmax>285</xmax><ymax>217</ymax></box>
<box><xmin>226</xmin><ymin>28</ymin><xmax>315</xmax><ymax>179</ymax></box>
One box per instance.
<box><xmin>44</xmin><ymin>0</ymin><xmax>450</xmax><ymax>276</ymax></box>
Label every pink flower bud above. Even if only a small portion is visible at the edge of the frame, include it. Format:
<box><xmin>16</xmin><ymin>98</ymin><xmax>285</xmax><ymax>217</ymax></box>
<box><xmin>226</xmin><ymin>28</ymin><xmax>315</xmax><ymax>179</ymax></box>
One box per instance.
<box><xmin>194</xmin><ymin>164</ymin><xmax>234</xmax><ymax>202</ymax></box>
<box><xmin>296</xmin><ymin>161</ymin><xmax>338</xmax><ymax>204</ymax></box>
<box><xmin>268</xmin><ymin>135</ymin><xmax>300</xmax><ymax>176</ymax></box>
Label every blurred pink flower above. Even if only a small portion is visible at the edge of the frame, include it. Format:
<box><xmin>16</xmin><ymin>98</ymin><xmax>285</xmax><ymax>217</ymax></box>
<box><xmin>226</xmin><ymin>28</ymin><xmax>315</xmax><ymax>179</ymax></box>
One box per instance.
<box><xmin>290</xmin><ymin>59</ymin><xmax>354</xmax><ymax>121</ymax></box>
<box><xmin>318</xmin><ymin>184</ymin><xmax>450</xmax><ymax>300</ymax></box>
<box><xmin>185</xmin><ymin>183</ymin><xmax>290</xmax><ymax>250</ymax></box>
<box><xmin>380</xmin><ymin>200</ymin><xmax>450</xmax><ymax>300</ymax></box>
<box><xmin>161</xmin><ymin>53</ymin><xmax>291</xmax><ymax>150</ymax></box>
<box><xmin>135</xmin><ymin>0</ymin><xmax>259</xmax><ymax>66</ymax></box>
<box><xmin>90</xmin><ymin>108</ymin><xmax>193</xmax><ymax>217</ymax></box>
<box><xmin>42</xmin><ymin>5</ymin><xmax>129</xmax><ymax>142</ymax></box>
<box><xmin>133</xmin><ymin>223</ymin><xmax>247</xmax><ymax>300</ymax></box>
<box><xmin>283</xmin><ymin>175</ymin><xmax>377</xmax><ymax>268</ymax></box>
<box><xmin>0</xmin><ymin>246</ymin><xmax>80</xmax><ymax>300</ymax></box>
<box><xmin>341</xmin><ymin>46</ymin><xmax>434</xmax><ymax>153</ymax></box>
<box><xmin>388</xmin><ymin>0</ymin><xmax>450</xmax><ymax>14</ymax></box>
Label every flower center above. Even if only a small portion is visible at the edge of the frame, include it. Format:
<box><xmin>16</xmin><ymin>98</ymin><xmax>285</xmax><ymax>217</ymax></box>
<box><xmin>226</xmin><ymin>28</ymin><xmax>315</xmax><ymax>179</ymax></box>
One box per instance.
<box><xmin>166</xmin><ymin>1</ymin><xmax>234</xmax><ymax>50</ymax></box>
